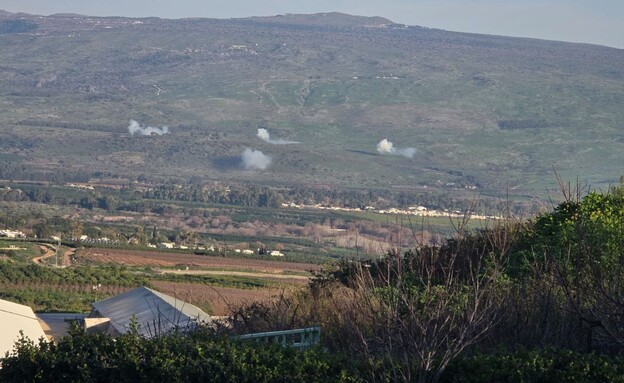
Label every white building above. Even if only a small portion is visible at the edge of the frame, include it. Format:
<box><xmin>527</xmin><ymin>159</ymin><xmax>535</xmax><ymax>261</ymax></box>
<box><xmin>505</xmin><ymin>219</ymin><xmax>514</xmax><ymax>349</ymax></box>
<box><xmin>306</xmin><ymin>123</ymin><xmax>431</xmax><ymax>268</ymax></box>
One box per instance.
<box><xmin>0</xmin><ymin>299</ymin><xmax>47</xmax><ymax>357</ymax></box>
<box><xmin>0</xmin><ymin>229</ymin><xmax>26</xmax><ymax>238</ymax></box>
<box><xmin>159</xmin><ymin>242</ymin><xmax>175</xmax><ymax>249</ymax></box>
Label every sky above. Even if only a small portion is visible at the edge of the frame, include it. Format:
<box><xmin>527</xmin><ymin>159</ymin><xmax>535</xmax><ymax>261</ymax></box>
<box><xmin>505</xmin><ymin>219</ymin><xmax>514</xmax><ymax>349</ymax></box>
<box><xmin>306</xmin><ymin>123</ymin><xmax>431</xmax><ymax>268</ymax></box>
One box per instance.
<box><xmin>1</xmin><ymin>0</ymin><xmax>623</xmax><ymax>49</ymax></box>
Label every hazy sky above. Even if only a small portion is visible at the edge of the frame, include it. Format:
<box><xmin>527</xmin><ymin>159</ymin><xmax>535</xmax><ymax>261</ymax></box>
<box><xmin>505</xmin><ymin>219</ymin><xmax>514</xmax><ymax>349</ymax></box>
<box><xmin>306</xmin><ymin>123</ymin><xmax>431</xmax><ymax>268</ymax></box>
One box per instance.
<box><xmin>2</xmin><ymin>0</ymin><xmax>623</xmax><ymax>49</ymax></box>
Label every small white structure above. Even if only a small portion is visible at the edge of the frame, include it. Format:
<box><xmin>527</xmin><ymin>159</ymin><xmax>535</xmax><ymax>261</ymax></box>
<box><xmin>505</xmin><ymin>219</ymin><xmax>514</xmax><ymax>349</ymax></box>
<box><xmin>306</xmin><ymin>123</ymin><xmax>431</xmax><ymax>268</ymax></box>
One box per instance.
<box><xmin>270</xmin><ymin>250</ymin><xmax>284</xmax><ymax>257</ymax></box>
<box><xmin>0</xmin><ymin>299</ymin><xmax>47</xmax><ymax>357</ymax></box>
<box><xmin>159</xmin><ymin>242</ymin><xmax>175</xmax><ymax>249</ymax></box>
<box><xmin>0</xmin><ymin>229</ymin><xmax>26</xmax><ymax>238</ymax></box>
<box><xmin>242</xmin><ymin>249</ymin><xmax>254</xmax><ymax>255</ymax></box>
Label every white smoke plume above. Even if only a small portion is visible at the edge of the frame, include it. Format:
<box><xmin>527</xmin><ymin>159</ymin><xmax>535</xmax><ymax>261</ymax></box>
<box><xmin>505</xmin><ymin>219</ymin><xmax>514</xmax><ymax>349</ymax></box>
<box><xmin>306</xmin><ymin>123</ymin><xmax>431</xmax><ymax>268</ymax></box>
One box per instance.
<box><xmin>241</xmin><ymin>148</ymin><xmax>271</xmax><ymax>170</ymax></box>
<box><xmin>376</xmin><ymin>139</ymin><xmax>416</xmax><ymax>158</ymax></box>
<box><xmin>257</xmin><ymin>128</ymin><xmax>299</xmax><ymax>145</ymax></box>
<box><xmin>127</xmin><ymin>120</ymin><xmax>170</xmax><ymax>136</ymax></box>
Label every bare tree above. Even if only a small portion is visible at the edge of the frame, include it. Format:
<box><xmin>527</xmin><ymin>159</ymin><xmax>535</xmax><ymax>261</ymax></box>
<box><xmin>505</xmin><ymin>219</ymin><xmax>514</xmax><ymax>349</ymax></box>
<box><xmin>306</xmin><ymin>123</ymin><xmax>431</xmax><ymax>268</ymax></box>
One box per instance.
<box><xmin>336</xmin><ymin>235</ymin><xmax>505</xmax><ymax>382</ymax></box>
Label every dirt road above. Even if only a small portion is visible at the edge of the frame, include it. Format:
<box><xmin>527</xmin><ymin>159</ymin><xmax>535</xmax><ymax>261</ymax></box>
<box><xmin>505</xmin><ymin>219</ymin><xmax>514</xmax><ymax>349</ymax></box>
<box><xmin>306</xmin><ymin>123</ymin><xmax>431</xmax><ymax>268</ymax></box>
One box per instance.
<box><xmin>32</xmin><ymin>245</ymin><xmax>56</xmax><ymax>264</ymax></box>
<box><xmin>155</xmin><ymin>268</ymin><xmax>310</xmax><ymax>283</ymax></box>
<box><xmin>32</xmin><ymin>245</ymin><xmax>76</xmax><ymax>266</ymax></box>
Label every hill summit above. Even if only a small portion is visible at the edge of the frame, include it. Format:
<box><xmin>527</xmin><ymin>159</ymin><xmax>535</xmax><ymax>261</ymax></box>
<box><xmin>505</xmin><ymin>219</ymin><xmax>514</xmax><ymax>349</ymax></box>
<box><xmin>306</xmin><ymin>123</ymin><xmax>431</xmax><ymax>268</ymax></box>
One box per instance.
<box><xmin>246</xmin><ymin>12</ymin><xmax>394</xmax><ymax>28</ymax></box>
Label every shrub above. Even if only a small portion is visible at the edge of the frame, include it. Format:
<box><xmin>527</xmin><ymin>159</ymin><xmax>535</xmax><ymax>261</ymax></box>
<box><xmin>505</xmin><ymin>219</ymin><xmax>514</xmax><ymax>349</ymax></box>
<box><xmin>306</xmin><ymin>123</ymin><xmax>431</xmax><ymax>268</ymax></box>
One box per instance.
<box><xmin>0</xmin><ymin>327</ymin><xmax>362</xmax><ymax>383</ymax></box>
<box><xmin>442</xmin><ymin>348</ymin><xmax>624</xmax><ymax>383</ymax></box>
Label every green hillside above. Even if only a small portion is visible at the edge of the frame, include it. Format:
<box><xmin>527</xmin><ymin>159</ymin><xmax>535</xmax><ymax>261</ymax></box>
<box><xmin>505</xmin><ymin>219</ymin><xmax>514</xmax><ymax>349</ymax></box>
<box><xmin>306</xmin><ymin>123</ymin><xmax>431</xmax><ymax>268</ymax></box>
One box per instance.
<box><xmin>0</xmin><ymin>11</ymin><xmax>623</xmax><ymax>203</ymax></box>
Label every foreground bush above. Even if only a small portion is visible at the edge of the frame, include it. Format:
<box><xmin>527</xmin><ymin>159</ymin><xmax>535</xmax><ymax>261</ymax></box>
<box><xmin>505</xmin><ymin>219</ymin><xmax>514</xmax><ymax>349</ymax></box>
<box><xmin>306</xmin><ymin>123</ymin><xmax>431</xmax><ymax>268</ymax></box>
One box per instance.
<box><xmin>442</xmin><ymin>348</ymin><xmax>624</xmax><ymax>383</ymax></box>
<box><xmin>224</xmin><ymin>186</ymin><xmax>624</xmax><ymax>382</ymax></box>
<box><xmin>0</xmin><ymin>327</ymin><xmax>361</xmax><ymax>383</ymax></box>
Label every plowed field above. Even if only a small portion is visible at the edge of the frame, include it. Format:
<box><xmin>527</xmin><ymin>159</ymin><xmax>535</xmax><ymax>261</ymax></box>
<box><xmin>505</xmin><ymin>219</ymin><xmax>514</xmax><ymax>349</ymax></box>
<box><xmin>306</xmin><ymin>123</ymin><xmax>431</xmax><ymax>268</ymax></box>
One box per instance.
<box><xmin>77</xmin><ymin>248</ymin><xmax>320</xmax><ymax>274</ymax></box>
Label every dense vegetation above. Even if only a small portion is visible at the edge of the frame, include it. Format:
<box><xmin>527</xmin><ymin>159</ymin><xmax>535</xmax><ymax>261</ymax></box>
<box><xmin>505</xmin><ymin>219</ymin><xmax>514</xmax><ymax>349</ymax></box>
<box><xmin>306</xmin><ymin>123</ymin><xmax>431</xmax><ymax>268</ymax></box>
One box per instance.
<box><xmin>0</xmin><ymin>326</ymin><xmax>360</xmax><ymax>383</ymax></box>
<box><xmin>4</xmin><ymin>185</ymin><xmax>624</xmax><ymax>381</ymax></box>
<box><xmin>0</xmin><ymin>180</ymin><xmax>514</xmax><ymax>216</ymax></box>
<box><xmin>219</xmin><ymin>185</ymin><xmax>624</xmax><ymax>381</ymax></box>
<box><xmin>5</xmin><ymin>327</ymin><xmax>624</xmax><ymax>382</ymax></box>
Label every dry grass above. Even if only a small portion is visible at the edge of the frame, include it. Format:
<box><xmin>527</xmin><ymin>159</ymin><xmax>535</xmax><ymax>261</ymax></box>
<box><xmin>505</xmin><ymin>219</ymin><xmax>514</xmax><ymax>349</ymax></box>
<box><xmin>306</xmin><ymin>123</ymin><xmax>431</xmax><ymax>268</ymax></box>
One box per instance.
<box><xmin>150</xmin><ymin>280</ymin><xmax>284</xmax><ymax>316</ymax></box>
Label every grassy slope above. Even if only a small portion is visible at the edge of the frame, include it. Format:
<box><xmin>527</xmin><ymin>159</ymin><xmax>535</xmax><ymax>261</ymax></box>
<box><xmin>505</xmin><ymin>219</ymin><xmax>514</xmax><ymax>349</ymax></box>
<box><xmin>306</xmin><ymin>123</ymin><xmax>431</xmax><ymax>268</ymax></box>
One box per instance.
<box><xmin>0</xmin><ymin>13</ymin><xmax>623</xmax><ymax>201</ymax></box>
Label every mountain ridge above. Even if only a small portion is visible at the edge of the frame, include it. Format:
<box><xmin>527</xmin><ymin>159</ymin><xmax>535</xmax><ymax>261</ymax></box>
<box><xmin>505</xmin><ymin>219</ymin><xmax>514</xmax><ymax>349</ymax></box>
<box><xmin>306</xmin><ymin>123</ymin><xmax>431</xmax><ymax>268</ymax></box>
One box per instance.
<box><xmin>1</xmin><ymin>9</ymin><xmax>622</xmax><ymax>50</ymax></box>
<box><xmin>0</xmin><ymin>10</ymin><xmax>622</xmax><ymax>205</ymax></box>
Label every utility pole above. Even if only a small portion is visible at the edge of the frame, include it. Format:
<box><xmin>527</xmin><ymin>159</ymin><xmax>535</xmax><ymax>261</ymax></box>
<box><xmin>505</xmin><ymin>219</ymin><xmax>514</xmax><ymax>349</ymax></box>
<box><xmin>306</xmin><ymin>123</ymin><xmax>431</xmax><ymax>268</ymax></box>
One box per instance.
<box><xmin>55</xmin><ymin>235</ymin><xmax>61</xmax><ymax>267</ymax></box>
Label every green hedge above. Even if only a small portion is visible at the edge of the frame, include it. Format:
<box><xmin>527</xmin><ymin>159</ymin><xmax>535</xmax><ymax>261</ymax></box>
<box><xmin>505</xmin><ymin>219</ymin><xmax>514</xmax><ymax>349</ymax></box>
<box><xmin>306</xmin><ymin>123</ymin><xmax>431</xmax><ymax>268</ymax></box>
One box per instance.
<box><xmin>0</xmin><ymin>328</ymin><xmax>361</xmax><ymax>383</ymax></box>
<box><xmin>442</xmin><ymin>348</ymin><xmax>624</xmax><ymax>383</ymax></box>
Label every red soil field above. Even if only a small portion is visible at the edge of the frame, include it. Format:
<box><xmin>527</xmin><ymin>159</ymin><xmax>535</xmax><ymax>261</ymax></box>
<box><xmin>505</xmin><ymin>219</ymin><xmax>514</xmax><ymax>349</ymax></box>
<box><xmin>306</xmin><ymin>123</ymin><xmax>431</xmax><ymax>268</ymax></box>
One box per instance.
<box><xmin>77</xmin><ymin>248</ymin><xmax>320</xmax><ymax>274</ymax></box>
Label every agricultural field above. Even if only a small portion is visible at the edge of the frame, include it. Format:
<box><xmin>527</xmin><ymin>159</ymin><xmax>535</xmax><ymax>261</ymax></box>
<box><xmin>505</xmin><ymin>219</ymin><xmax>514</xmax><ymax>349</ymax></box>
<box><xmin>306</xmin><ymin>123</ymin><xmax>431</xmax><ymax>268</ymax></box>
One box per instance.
<box><xmin>72</xmin><ymin>248</ymin><xmax>315</xmax><ymax>315</ymax></box>
<box><xmin>0</xmin><ymin>235</ymin><xmax>320</xmax><ymax>315</ymax></box>
<box><xmin>76</xmin><ymin>248</ymin><xmax>318</xmax><ymax>283</ymax></box>
<box><xmin>77</xmin><ymin>248</ymin><xmax>315</xmax><ymax>271</ymax></box>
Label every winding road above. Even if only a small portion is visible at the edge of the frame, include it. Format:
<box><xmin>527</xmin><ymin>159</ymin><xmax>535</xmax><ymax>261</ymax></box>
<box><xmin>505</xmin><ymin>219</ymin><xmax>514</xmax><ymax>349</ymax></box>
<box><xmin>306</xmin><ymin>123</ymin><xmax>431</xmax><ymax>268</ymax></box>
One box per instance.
<box><xmin>32</xmin><ymin>245</ymin><xmax>76</xmax><ymax>267</ymax></box>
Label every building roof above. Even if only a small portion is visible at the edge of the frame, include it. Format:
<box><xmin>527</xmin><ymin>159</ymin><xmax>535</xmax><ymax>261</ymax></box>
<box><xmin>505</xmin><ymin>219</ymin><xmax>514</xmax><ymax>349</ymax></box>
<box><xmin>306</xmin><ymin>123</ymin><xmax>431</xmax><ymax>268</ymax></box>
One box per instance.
<box><xmin>37</xmin><ymin>313</ymin><xmax>88</xmax><ymax>340</ymax></box>
<box><xmin>0</xmin><ymin>299</ymin><xmax>47</xmax><ymax>357</ymax></box>
<box><xmin>89</xmin><ymin>287</ymin><xmax>210</xmax><ymax>338</ymax></box>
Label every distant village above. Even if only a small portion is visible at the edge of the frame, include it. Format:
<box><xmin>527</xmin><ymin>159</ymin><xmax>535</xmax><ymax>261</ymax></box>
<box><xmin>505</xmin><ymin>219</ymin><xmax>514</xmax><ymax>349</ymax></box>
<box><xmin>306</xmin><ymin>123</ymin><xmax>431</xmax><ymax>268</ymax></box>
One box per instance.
<box><xmin>1</xmin><ymin>229</ymin><xmax>284</xmax><ymax>257</ymax></box>
<box><xmin>281</xmin><ymin>202</ymin><xmax>501</xmax><ymax>220</ymax></box>
<box><xmin>0</xmin><ymin>229</ymin><xmax>26</xmax><ymax>238</ymax></box>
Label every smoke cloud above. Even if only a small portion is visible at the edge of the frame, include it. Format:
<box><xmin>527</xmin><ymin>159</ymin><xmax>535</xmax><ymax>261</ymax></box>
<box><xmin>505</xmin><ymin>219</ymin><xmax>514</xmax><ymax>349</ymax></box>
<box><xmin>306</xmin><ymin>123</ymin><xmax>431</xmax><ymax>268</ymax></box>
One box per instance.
<box><xmin>241</xmin><ymin>148</ymin><xmax>271</xmax><ymax>170</ymax></box>
<box><xmin>127</xmin><ymin>120</ymin><xmax>170</xmax><ymax>136</ymax></box>
<box><xmin>376</xmin><ymin>139</ymin><xmax>416</xmax><ymax>158</ymax></box>
<box><xmin>257</xmin><ymin>128</ymin><xmax>299</xmax><ymax>145</ymax></box>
